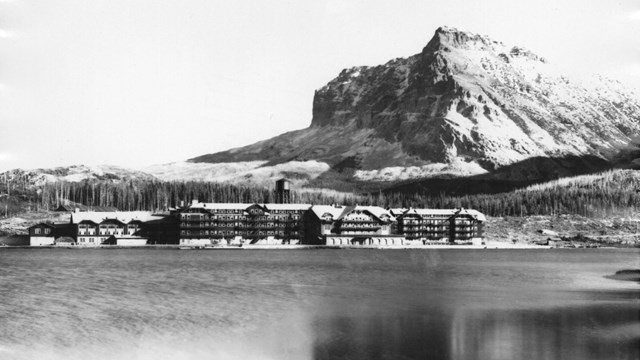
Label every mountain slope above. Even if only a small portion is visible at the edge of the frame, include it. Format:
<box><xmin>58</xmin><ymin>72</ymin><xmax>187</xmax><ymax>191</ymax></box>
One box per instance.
<box><xmin>2</xmin><ymin>165</ymin><xmax>158</xmax><ymax>187</ymax></box>
<box><xmin>190</xmin><ymin>26</ymin><xmax>640</xmax><ymax>186</ymax></box>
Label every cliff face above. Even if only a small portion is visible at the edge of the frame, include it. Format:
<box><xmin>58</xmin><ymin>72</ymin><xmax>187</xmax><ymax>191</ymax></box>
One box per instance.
<box><xmin>190</xmin><ymin>27</ymin><xmax>640</xmax><ymax>184</ymax></box>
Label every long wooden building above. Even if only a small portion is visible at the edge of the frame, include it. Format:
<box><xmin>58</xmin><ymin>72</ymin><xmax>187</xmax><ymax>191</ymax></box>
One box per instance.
<box><xmin>179</xmin><ymin>201</ymin><xmax>311</xmax><ymax>246</ymax></box>
<box><xmin>391</xmin><ymin>208</ymin><xmax>485</xmax><ymax>244</ymax></box>
<box><xmin>27</xmin><ymin>198</ymin><xmax>487</xmax><ymax>247</ymax></box>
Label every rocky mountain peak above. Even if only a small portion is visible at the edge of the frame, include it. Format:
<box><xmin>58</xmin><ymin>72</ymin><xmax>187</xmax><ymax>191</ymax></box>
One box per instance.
<box><xmin>189</xmin><ymin>26</ymin><xmax>640</xmax><ymax>187</ymax></box>
<box><xmin>422</xmin><ymin>26</ymin><xmax>545</xmax><ymax>64</ymax></box>
<box><xmin>423</xmin><ymin>26</ymin><xmax>498</xmax><ymax>53</ymax></box>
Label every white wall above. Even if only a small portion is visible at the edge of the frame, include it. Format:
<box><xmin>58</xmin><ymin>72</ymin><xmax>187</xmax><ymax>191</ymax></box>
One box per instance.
<box><xmin>116</xmin><ymin>238</ymin><xmax>147</xmax><ymax>246</ymax></box>
<box><xmin>30</xmin><ymin>236</ymin><xmax>55</xmax><ymax>246</ymax></box>
<box><xmin>180</xmin><ymin>238</ymin><xmax>212</xmax><ymax>246</ymax></box>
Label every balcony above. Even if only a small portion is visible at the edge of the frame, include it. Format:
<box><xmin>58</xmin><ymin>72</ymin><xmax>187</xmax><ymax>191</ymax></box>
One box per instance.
<box><xmin>181</xmin><ymin>224</ymin><xmax>211</xmax><ymax>229</ymax></box>
<box><xmin>340</xmin><ymin>220</ymin><xmax>379</xmax><ymax>224</ymax></box>
<box><xmin>246</xmin><ymin>226</ymin><xmax>277</xmax><ymax>230</ymax></box>
<box><xmin>340</xmin><ymin>224</ymin><xmax>381</xmax><ymax>231</ymax></box>
<box><xmin>182</xmin><ymin>218</ymin><xmax>211</xmax><ymax>222</ymax></box>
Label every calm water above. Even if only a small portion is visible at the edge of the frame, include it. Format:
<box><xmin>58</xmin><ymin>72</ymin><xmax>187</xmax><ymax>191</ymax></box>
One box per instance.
<box><xmin>0</xmin><ymin>248</ymin><xmax>638</xmax><ymax>360</ymax></box>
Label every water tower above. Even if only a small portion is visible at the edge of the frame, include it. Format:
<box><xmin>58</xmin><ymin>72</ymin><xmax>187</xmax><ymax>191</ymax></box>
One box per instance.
<box><xmin>275</xmin><ymin>178</ymin><xmax>291</xmax><ymax>204</ymax></box>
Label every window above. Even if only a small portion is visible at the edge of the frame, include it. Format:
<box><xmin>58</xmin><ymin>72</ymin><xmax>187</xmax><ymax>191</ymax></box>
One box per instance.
<box><xmin>44</xmin><ymin>228</ymin><xmax>51</xmax><ymax>235</ymax></box>
<box><xmin>34</xmin><ymin>228</ymin><xmax>41</xmax><ymax>234</ymax></box>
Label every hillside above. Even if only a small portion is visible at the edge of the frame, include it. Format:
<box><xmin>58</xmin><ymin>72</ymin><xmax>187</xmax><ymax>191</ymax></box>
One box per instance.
<box><xmin>2</xmin><ymin>165</ymin><xmax>158</xmax><ymax>187</ymax></box>
<box><xmin>187</xmin><ymin>26</ymin><xmax>640</xmax><ymax>189</ymax></box>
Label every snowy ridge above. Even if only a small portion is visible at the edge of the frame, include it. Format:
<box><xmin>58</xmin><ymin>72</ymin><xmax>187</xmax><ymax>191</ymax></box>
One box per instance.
<box><xmin>145</xmin><ymin>160</ymin><xmax>331</xmax><ymax>187</ymax></box>
<box><xmin>3</xmin><ymin>165</ymin><xmax>158</xmax><ymax>186</ymax></box>
<box><xmin>354</xmin><ymin>159</ymin><xmax>488</xmax><ymax>182</ymax></box>
<box><xmin>188</xmin><ymin>26</ymin><xmax>639</xmax><ymax>186</ymax></box>
<box><xmin>307</xmin><ymin>26</ymin><xmax>640</xmax><ymax>174</ymax></box>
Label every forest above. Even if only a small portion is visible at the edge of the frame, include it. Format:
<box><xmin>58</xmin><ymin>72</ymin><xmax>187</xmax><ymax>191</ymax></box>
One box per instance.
<box><xmin>1</xmin><ymin>169</ymin><xmax>639</xmax><ymax>218</ymax></box>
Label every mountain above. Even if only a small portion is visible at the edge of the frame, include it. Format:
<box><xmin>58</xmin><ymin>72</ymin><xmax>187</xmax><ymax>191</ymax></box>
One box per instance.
<box><xmin>188</xmin><ymin>26</ymin><xmax>640</xmax><ymax>189</ymax></box>
<box><xmin>2</xmin><ymin>165</ymin><xmax>158</xmax><ymax>187</ymax></box>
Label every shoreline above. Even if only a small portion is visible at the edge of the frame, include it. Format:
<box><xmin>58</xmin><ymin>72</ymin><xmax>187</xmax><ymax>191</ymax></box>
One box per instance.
<box><xmin>0</xmin><ymin>243</ymin><xmax>559</xmax><ymax>250</ymax></box>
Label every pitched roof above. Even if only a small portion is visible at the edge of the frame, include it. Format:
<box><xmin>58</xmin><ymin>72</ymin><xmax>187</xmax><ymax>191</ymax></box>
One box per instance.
<box><xmin>356</xmin><ymin>206</ymin><xmax>395</xmax><ymax>221</ymax></box>
<box><xmin>71</xmin><ymin>211</ymin><xmax>165</xmax><ymax>224</ymax></box>
<box><xmin>262</xmin><ymin>203</ymin><xmax>312</xmax><ymax>211</ymax></box>
<box><xmin>402</xmin><ymin>208</ymin><xmax>486</xmax><ymax>221</ymax></box>
<box><xmin>28</xmin><ymin>222</ymin><xmax>57</xmax><ymax>229</ymax></box>
<box><xmin>389</xmin><ymin>208</ymin><xmax>407</xmax><ymax>216</ymax></box>
<box><xmin>100</xmin><ymin>218</ymin><xmax>126</xmax><ymax>225</ymax></box>
<box><xmin>190</xmin><ymin>203</ymin><xmax>253</xmax><ymax>210</ymax></box>
<box><xmin>189</xmin><ymin>202</ymin><xmax>312</xmax><ymax>212</ymax></box>
<box><xmin>309</xmin><ymin>205</ymin><xmax>346</xmax><ymax>220</ymax></box>
<box><xmin>29</xmin><ymin>222</ymin><xmax>75</xmax><ymax>229</ymax></box>
<box><xmin>336</xmin><ymin>206</ymin><xmax>395</xmax><ymax>222</ymax></box>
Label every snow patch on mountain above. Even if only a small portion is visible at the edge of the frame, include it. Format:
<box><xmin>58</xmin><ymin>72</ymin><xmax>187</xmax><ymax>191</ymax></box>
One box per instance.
<box><xmin>9</xmin><ymin>164</ymin><xmax>159</xmax><ymax>186</ymax></box>
<box><xmin>354</xmin><ymin>159</ymin><xmax>488</xmax><ymax>182</ymax></box>
<box><xmin>150</xmin><ymin>27</ymin><xmax>640</xmax><ymax>187</ymax></box>
<box><xmin>145</xmin><ymin>160</ymin><xmax>331</xmax><ymax>187</ymax></box>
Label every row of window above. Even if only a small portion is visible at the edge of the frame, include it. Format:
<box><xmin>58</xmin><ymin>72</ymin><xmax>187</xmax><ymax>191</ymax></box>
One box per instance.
<box><xmin>180</xmin><ymin>230</ymin><xmax>297</xmax><ymax>236</ymax></box>
<box><xmin>402</xmin><ymin>215</ymin><xmax>479</xmax><ymax>220</ymax></box>
<box><xmin>403</xmin><ymin>225</ymin><xmax>479</xmax><ymax>230</ymax></box>
<box><xmin>79</xmin><ymin>223</ymin><xmax>140</xmax><ymax>228</ymax></box>
<box><xmin>181</xmin><ymin>222</ymin><xmax>298</xmax><ymax>228</ymax></box>
<box><xmin>181</xmin><ymin>210</ymin><xmax>301</xmax><ymax>221</ymax></box>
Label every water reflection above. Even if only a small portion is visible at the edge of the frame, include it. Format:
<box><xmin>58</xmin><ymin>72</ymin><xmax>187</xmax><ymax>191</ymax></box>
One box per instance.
<box><xmin>312</xmin><ymin>293</ymin><xmax>640</xmax><ymax>360</ymax></box>
<box><xmin>1</xmin><ymin>249</ymin><xmax>638</xmax><ymax>360</ymax></box>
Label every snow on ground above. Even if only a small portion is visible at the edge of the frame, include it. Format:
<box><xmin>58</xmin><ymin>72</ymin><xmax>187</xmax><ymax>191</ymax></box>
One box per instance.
<box><xmin>145</xmin><ymin>160</ymin><xmax>331</xmax><ymax>187</ymax></box>
<box><xmin>144</xmin><ymin>161</ymin><xmax>268</xmax><ymax>181</ymax></box>
<box><xmin>354</xmin><ymin>159</ymin><xmax>488</xmax><ymax>182</ymax></box>
<box><xmin>25</xmin><ymin>164</ymin><xmax>157</xmax><ymax>185</ymax></box>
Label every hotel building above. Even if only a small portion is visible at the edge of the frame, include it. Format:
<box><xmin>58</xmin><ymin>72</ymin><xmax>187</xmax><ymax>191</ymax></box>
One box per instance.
<box><xmin>179</xmin><ymin>201</ymin><xmax>312</xmax><ymax>246</ymax></box>
<box><xmin>72</xmin><ymin>212</ymin><xmax>166</xmax><ymax>246</ymax></box>
<box><xmin>391</xmin><ymin>208</ymin><xmax>486</xmax><ymax>244</ymax></box>
<box><xmin>304</xmin><ymin>205</ymin><xmax>405</xmax><ymax>245</ymax></box>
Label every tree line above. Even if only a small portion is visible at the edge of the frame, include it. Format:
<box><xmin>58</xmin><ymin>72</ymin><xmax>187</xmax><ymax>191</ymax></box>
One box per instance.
<box><xmin>1</xmin><ymin>170</ymin><xmax>638</xmax><ymax>218</ymax></box>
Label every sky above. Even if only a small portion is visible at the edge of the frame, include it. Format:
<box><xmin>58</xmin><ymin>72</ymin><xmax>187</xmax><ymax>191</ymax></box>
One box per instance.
<box><xmin>1</xmin><ymin>0</ymin><xmax>639</xmax><ymax>172</ymax></box>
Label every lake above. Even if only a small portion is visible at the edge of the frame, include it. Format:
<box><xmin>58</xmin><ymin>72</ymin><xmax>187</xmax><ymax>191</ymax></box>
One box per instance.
<box><xmin>0</xmin><ymin>248</ymin><xmax>638</xmax><ymax>360</ymax></box>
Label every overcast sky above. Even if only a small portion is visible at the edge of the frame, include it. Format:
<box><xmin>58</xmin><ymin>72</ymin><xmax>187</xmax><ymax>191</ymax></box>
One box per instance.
<box><xmin>1</xmin><ymin>0</ymin><xmax>639</xmax><ymax>172</ymax></box>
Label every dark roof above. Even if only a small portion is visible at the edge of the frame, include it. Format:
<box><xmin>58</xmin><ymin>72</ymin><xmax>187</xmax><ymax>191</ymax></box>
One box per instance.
<box><xmin>100</xmin><ymin>218</ymin><xmax>126</xmax><ymax>225</ymax></box>
<box><xmin>28</xmin><ymin>222</ymin><xmax>73</xmax><ymax>229</ymax></box>
<box><xmin>77</xmin><ymin>219</ymin><xmax>99</xmax><ymax>224</ymax></box>
<box><xmin>53</xmin><ymin>223</ymin><xmax>75</xmax><ymax>230</ymax></box>
<box><xmin>55</xmin><ymin>236</ymin><xmax>75</xmax><ymax>243</ymax></box>
<box><xmin>28</xmin><ymin>223</ymin><xmax>56</xmax><ymax>229</ymax></box>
